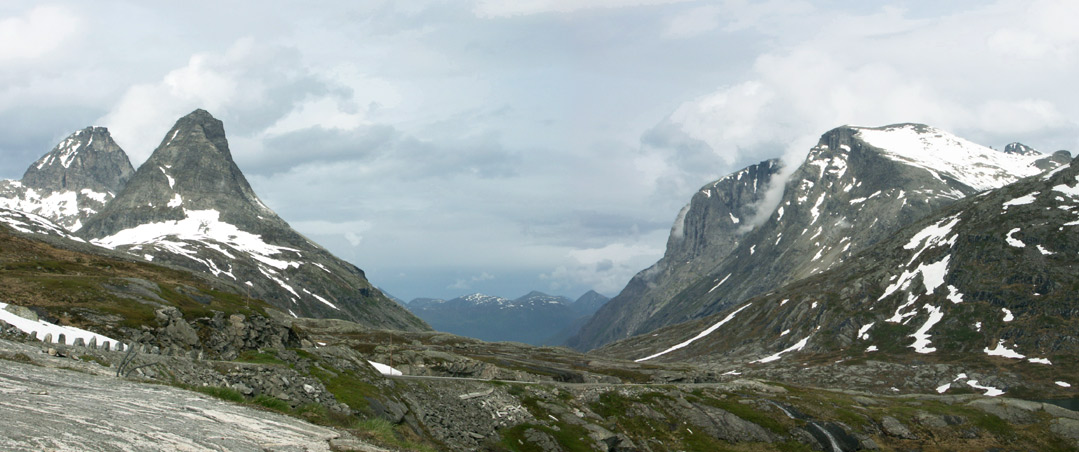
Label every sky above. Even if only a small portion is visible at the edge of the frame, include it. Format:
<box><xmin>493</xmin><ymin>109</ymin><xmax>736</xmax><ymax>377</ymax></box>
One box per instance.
<box><xmin>2</xmin><ymin>0</ymin><xmax>1078</xmax><ymax>302</ymax></box>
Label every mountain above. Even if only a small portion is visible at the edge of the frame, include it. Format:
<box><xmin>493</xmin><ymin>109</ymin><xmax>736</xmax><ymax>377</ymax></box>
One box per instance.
<box><xmin>407</xmin><ymin>291</ymin><xmax>605</xmax><ymax>345</ymax></box>
<box><xmin>569</xmin><ymin>289</ymin><xmax>609</xmax><ymax>317</ymax></box>
<box><xmin>0</xmin><ymin>127</ymin><xmax>134</xmax><ymax>231</ymax></box>
<box><xmin>567</xmin><ymin>158</ymin><xmax>783</xmax><ymax>350</ymax></box>
<box><xmin>570</xmin><ymin>124</ymin><xmax>1071</xmax><ymax>351</ymax></box>
<box><xmin>76</xmin><ymin>109</ymin><xmax>427</xmax><ymax>331</ymax></box>
<box><xmin>598</xmin><ymin>152</ymin><xmax>1079</xmax><ymax>395</ymax></box>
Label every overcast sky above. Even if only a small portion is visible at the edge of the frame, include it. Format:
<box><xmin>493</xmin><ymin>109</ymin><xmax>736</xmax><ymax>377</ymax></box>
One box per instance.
<box><xmin>2</xmin><ymin>0</ymin><xmax>1078</xmax><ymax>301</ymax></box>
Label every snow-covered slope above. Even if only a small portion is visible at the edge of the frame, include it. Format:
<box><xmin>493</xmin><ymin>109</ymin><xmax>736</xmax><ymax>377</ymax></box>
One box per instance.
<box><xmin>856</xmin><ymin>124</ymin><xmax>1052</xmax><ymax>191</ymax></box>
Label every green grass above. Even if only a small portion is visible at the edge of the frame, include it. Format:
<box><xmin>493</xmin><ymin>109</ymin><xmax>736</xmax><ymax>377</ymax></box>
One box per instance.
<box><xmin>191</xmin><ymin>385</ymin><xmax>245</xmax><ymax>403</ymax></box>
<box><xmin>694</xmin><ymin>394</ymin><xmax>789</xmax><ymax>434</ymax></box>
<box><xmin>236</xmin><ymin>349</ymin><xmax>287</xmax><ymax>366</ymax></box>
<box><xmin>307</xmin><ymin>366</ymin><xmax>380</xmax><ymax>413</ymax></box>
<box><xmin>253</xmin><ymin>394</ymin><xmax>291</xmax><ymax>412</ymax></box>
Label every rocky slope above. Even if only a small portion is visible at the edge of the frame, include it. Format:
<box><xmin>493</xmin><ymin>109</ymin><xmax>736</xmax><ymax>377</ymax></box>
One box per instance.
<box><xmin>408</xmin><ymin>290</ymin><xmax>606</xmax><ymax>345</ymax></box>
<box><xmin>598</xmin><ymin>153</ymin><xmax>1079</xmax><ymax>398</ymax></box>
<box><xmin>75</xmin><ymin>109</ymin><xmax>427</xmax><ymax>331</ymax></box>
<box><xmin>571</xmin><ymin>124</ymin><xmax>1070</xmax><ymax>351</ymax></box>
<box><xmin>0</xmin><ymin>127</ymin><xmax>134</xmax><ymax>231</ymax></box>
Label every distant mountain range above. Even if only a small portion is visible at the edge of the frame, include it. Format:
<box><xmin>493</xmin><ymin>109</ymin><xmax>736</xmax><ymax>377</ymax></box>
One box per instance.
<box><xmin>0</xmin><ymin>110</ymin><xmax>428</xmax><ymax>332</ymax></box>
<box><xmin>406</xmin><ymin>290</ymin><xmax>609</xmax><ymax>345</ymax></box>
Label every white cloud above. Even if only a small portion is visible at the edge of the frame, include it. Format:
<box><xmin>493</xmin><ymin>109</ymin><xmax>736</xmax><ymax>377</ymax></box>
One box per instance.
<box><xmin>541</xmin><ymin>240</ymin><xmax>664</xmax><ymax>294</ymax></box>
<box><xmin>290</xmin><ymin>219</ymin><xmax>373</xmax><ymax>248</ymax></box>
<box><xmin>0</xmin><ymin>6</ymin><xmax>81</xmax><ymax>61</ymax></box>
<box><xmin>97</xmin><ymin>38</ymin><xmax>336</xmax><ymax>163</ymax></box>
<box><xmin>450</xmin><ymin>272</ymin><xmax>495</xmax><ymax>290</ymax></box>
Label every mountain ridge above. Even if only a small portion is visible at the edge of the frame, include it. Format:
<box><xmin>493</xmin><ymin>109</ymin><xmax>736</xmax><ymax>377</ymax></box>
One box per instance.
<box><xmin>70</xmin><ymin>109</ymin><xmax>427</xmax><ymax>331</ymax></box>
<box><xmin>570</xmin><ymin>123</ymin><xmax>1071</xmax><ymax>351</ymax></box>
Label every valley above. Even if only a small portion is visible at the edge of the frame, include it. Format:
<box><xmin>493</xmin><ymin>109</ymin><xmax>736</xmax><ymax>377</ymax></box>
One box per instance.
<box><xmin>1</xmin><ymin>111</ymin><xmax>1078</xmax><ymax>451</ymax></box>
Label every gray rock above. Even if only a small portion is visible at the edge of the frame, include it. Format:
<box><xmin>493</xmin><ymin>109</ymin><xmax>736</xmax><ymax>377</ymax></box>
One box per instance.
<box><xmin>3</xmin><ymin>304</ymin><xmax>38</xmax><ymax>322</ymax></box>
<box><xmin>881</xmin><ymin>416</ymin><xmax>916</xmax><ymax>439</ymax></box>
<box><xmin>233</xmin><ymin>383</ymin><xmax>254</xmax><ymax>396</ymax></box>
<box><xmin>915</xmin><ymin>411</ymin><xmax>948</xmax><ymax>428</ymax></box>
<box><xmin>967</xmin><ymin>398</ymin><xmax>1037</xmax><ymax>424</ymax></box>
<box><xmin>1050</xmin><ymin>418</ymin><xmax>1079</xmax><ymax>446</ymax></box>
<box><xmin>521</xmin><ymin>428</ymin><xmax>560</xmax><ymax>452</ymax></box>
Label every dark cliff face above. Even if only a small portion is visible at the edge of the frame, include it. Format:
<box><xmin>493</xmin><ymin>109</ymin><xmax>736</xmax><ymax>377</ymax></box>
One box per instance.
<box><xmin>77</xmin><ymin>109</ymin><xmax>429</xmax><ymax>332</ymax></box>
<box><xmin>567</xmin><ymin>158</ymin><xmax>783</xmax><ymax>351</ymax></box>
<box><xmin>571</xmin><ymin>124</ymin><xmax>1068</xmax><ymax>352</ymax></box>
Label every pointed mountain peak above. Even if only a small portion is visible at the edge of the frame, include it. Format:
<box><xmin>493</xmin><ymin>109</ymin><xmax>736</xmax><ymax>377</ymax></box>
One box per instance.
<box><xmin>574</xmin><ymin>290</ymin><xmax>608</xmax><ymax>304</ymax></box>
<box><xmin>157</xmin><ymin>109</ymin><xmax>231</xmax><ymax>159</ymax></box>
<box><xmin>1003</xmin><ymin>142</ymin><xmax>1040</xmax><ymax>156</ymax></box>
<box><xmin>21</xmin><ymin>126</ymin><xmax>134</xmax><ymax>194</ymax></box>
<box><xmin>75</xmin><ymin>110</ymin><xmax>428</xmax><ymax>331</ymax></box>
<box><xmin>79</xmin><ymin>109</ymin><xmax>277</xmax><ymax>237</ymax></box>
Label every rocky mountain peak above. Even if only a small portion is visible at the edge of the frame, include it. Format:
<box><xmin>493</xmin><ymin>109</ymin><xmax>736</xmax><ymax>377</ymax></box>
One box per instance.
<box><xmin>78</xmin><ymin>110</ymin><xmax>276</xmax><ymax>237</ymax></box>
<box><xmin>1</xmin><ymin>126</ymin><xmax>134</xmax><ymax>231</ymax></box>
<box><xmin>1003</xmin><ymin>142</ymin><xmax>1040</xmax><ymax>156</ymax></box>
<box><xmin>74</xmin><ymin>109</ymin><xmax>428</xmax><ymax>331</ymax></box>
<box><xmin>21</xmin><ymin>126</ymin><xmax>134</xmax><ymax>195</ymax></box>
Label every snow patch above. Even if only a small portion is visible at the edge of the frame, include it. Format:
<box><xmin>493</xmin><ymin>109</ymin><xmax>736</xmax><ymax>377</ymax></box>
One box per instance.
<box><xmin>1002</xmin><ymin>192</ymin><xmax>1039</xmax><ymax>208</ymax></box>
<box><xmin>167</xmin><ymin>194</ymin><xmax>183</xmax><ymax>208</ymax></box>
<box><xmin>857</xmin><ymin>322</ymin><xmax>874</xmax><ymax>340</ymax></box>
<box><xmin>635</xmin><ymin>303</ymin><xmax>753</xmax><ymax>362</ymax></box>
<box><xmin>1005</xmin><ymin>228</ymin><xmax>1025</xmax><ymax>248</ymax></box>
<box><xmin>909</xmin><ymin>305</ymin><xmax>943</xmax><ymax>354</ymax></box>
<box><xmin>966</xmin><ymin>380</ymin><xmax>1005</xmax><ymax>397</ymax></box>
<box><xmin>855</xmin><ymin>125</ymin><xmax>1052</xmax><ymax>192</ymax></box>
<box><xmin>984</xmin><ymin>340</ymin><xmax>1025</xmax><ymax>359</ymax></box>
<box><xmin>707</xmin><ymin>274</ymin><xmax>731</xmax><ymax>293</ymax></box>
<box><xmin>753</xmin><ymin>335</ymin><xmax>810</xmax><ymax>364</ymax></box>
<box><xmin>368</xmin><ymin>360</ymin><xmax>402</xmax><ymax>376</ymax></box>
<box><xmin>0</xmin><ymin>302</ymin><xmax>118</xmax><ymax>346</ymax></box>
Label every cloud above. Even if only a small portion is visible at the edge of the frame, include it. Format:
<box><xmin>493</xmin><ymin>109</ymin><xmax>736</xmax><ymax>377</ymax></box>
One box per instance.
<box><xmin>289</xmin><ymin>219</ymin><xmax>373</xmax><ymax>248</ymax></box>
<box><xmin>540</xmin><ymin>240</ymin><xmax>664</xmax><ymax>294</ymax></box>
<box><xmin>0</xmin><ymin>6</ymin><xmax>81</xmax><ymax>61</ymax></box>
<box><xmin>449</xmin><ymin>272</ymin><xmax>495</xmax><ymax>290</ymax></box>
<box><xmin>97</xmin><ymin>38</ymin><xmax>336</xmax><ymax>163</ymax></box>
